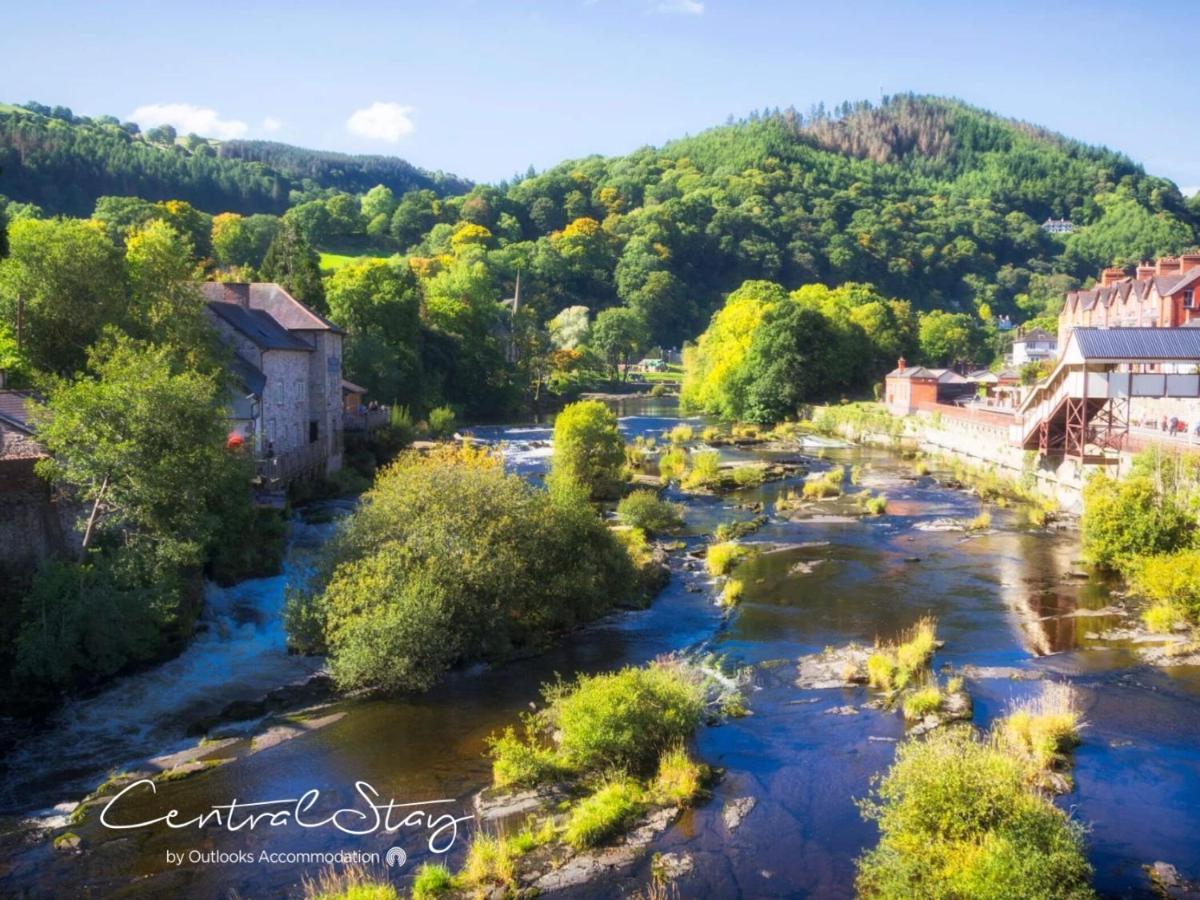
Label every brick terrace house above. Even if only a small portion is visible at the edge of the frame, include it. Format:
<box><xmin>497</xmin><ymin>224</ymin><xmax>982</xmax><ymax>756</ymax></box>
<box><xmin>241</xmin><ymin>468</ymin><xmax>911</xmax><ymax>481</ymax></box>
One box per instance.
<box><xmin>1058</xmin><ymin>255</ymin><xmax>1200</xmax><ymax>349</ymax></box>
<box><xmin>201</xmin><ymin>283</ymin><xmax>344</xmax><ymax>476</ymax></box>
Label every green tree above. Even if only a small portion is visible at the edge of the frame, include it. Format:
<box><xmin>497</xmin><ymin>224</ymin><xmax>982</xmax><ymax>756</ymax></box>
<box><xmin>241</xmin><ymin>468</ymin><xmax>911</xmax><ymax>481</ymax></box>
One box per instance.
<box><xmin>591</xmin><ymin>307</ymin><xmax>648</xmax><ymax>379</ymax></box>
<box><xmin>211</xmin><ymin>212</ymin><xmax>255</xmax><ymax>267</ymax></box>
<box><xmin>326</xmin><ymin>258</ymin><xmax>423</xmax><ymax>404</ymax></box>
<box><xmin>736</xmin><ymin>302</ymin><xmax>839</xmax><ymax>423</ymax></box>
<box><xmin>918</xmin><ymin>310</ymin><xmax>981</xmax><ymax>366</ymax></box>
<box><xmin>361</xmin><ymin>184</ymin><xmax>397</xmax><ymax>222</ymax></box>
<box><xmin>261</xmin><ymin>218</ymin><xmax>326</xmax><ymax>310</ymax></box>
<box><xmin>285</xmin><ymin>447</ymin><xmax>638</xmax><ymax>692</ymax></box>
<box><xmin>0</xmin><ymin>217</ymin><xmax>125</xmax><ymax>374</ymax></box>
<box><xmin>549</xmin><ymin>399</ymin><xmax>625</xmax><ymax>499</ymax></box>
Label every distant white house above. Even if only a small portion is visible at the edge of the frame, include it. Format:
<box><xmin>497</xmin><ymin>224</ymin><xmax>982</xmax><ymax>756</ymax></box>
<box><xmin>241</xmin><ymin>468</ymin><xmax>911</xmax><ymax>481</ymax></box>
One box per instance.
<box><xmin>1041</xmin><ymin>218</ymin><xmax>1074</xmax><ymax>234</ymax></box>
<box><xmin>1011</xmin><ymin>328</ymin><xmax>1058</xmax><ymax>365</ymax></box>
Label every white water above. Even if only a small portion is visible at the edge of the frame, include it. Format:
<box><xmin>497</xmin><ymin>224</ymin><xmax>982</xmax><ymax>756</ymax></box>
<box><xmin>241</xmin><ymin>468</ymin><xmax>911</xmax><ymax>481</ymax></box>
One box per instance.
<box><xmin>0</xmin><ymin>506</ymin><xmax>348</xmax><ymax>816</ymax></box>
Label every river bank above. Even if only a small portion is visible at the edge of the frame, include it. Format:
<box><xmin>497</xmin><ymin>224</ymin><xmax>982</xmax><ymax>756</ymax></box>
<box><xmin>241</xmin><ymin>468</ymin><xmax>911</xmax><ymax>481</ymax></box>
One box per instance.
<box><xmin>2</xmin><ymin>397</ymin><xmax>1200</xmax><ymax>898</ymax></box>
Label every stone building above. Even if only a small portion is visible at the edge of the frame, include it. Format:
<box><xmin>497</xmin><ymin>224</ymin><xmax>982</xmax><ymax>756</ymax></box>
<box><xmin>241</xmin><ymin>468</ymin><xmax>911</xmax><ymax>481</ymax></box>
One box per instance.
<box><xmin>0</xmin><ymin>388</ymin><xmax>75</xmax><ymax>572</ymax></box>
<box><xmin>201</xmin><ymin>283</ymin><xmax>344</xmax><ymax>475</ymax></box>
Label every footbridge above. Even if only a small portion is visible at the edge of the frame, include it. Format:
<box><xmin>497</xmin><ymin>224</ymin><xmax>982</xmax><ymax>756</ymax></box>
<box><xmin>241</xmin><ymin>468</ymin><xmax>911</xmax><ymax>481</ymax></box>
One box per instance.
<box><xmin>1018</xmin><ymin>327</ymin><xmax>1200</xmax><ymax>460</ymax></box>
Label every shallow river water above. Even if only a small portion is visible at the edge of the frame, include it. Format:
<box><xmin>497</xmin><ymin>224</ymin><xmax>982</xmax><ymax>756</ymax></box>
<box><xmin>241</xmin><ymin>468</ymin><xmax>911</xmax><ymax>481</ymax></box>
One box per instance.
<box><xmin>3</xmin><ymin>397</ymin><xmax>1200</xmax><ymax>898</ymax></box>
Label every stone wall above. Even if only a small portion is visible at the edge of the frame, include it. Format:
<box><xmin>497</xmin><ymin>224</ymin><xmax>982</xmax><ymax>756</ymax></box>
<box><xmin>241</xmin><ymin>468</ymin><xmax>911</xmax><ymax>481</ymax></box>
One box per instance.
<box><xmin>0</xmin><ymin>459</ymin><xmax>79</xmax><ymax>574</ymax></box>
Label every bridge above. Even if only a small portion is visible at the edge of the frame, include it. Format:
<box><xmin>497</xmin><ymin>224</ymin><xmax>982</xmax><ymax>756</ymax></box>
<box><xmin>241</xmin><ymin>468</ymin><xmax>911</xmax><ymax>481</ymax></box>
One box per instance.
<box><xmin>1018</xmin><ymin>328</ymin><xmax>1200</xmax><ymax>460</ymax></box>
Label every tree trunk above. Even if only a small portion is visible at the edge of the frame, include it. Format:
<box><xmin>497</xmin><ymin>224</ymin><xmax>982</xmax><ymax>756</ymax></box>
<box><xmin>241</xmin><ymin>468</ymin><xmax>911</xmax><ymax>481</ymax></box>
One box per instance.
<box><xmin>80</xmin><ymin>474</ymin><xmax>110</xmax><ymax>558</ymax></box>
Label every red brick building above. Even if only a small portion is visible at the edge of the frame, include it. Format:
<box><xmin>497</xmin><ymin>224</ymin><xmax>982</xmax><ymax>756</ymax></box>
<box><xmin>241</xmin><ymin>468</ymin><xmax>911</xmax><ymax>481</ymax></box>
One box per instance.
<box><xmin>1058</xmin><ymin>254</ymin><xmax>1200</xmax><ymax>347</ymax></box>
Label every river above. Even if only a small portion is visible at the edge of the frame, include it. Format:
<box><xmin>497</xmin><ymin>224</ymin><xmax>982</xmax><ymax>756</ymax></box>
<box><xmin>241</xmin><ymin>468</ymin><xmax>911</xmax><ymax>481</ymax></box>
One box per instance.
<box><xmin>2</xmin><ymin>396</ymin><xmax>1200</xmax><ymax>898</ymax></box>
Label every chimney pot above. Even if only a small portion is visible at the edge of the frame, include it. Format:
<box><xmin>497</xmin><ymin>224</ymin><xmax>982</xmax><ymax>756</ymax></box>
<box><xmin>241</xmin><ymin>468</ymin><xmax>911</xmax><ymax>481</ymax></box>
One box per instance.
<box><xmin>1180</xmin><ymin>253</ymin><xmax>1200</xmax><ymax>274</ymax></box>
<box><xmin>1100</xmin><ymin>266</ymin><xmax>1128</xmax><ymax>287</ymax></box>
<box><xmin>897</xmin><ymin>356</ymin><xmax>906</xmax><ymax>373</ymax></box>
<box><xmin>1156</xmin><ymin>256</ymin><xmax>1182</xmax><ymax>276</ymax></box>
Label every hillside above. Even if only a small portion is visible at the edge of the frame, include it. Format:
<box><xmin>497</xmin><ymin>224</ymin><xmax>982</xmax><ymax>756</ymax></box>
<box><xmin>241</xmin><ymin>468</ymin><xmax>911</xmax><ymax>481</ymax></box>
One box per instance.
<box><xmin>0</xmin><ymin>103</ymin><xmax>469</xmax><ymax>217</ymax></box>
<box><xmin>420</xmin><ymin>93</ymin><xmax>1196</xmax><ymax>343</ymax></box>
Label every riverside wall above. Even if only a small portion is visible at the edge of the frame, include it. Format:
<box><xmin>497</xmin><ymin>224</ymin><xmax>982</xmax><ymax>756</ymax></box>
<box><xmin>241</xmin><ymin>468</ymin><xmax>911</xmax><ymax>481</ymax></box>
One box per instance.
<box><xmin>815</xmin><ymin>403</ymin><xmax>1095</xmax><ymax>513</ymax></box>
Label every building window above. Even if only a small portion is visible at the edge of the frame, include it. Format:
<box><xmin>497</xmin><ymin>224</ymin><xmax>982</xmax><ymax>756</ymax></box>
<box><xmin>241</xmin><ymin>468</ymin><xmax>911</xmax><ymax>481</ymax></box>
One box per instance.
<box><xmin>1185</xmin><ymin>290</ymin><xmax>1195</xmax><ymax>310</ymax></box>
<box><xmin>309</xmin><ymin>420</ymin><xmax>319</xmax><ymax>443</ymax></box>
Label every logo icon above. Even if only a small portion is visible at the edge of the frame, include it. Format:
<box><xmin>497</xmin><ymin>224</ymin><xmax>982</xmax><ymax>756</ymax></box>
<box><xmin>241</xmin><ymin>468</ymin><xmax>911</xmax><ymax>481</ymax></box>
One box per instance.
<box><xmin>385</xmin><ymin>847</ymin><xmax>407</xmax><ymax>868</ymax></box>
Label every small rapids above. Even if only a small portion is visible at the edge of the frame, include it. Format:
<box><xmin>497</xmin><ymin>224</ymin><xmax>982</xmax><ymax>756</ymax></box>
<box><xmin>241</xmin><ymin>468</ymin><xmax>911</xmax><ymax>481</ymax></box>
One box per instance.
<box><xmin>0</xmin><ymin>502</ymin><xmax>352</xmax><ymax>818</ymax></box>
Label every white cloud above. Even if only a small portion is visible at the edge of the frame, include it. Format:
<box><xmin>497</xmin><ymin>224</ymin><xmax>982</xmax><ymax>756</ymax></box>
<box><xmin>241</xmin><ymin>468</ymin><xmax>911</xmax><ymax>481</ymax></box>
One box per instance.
<box><xmin>346</xmin><ymin>102</ymin><xmax>416</xmax><ymax>142</ymax></box>
<box><xmin>260</xmin><ymin>116</ymin><xmax>283</xmax><ymax>133</ymax></box>
<box><xmin>654</xmin><ymin>0</ymin><xmax>703</xmax><ymax>14</ymax></box>
<box><xmin>129</xmin><ymin>103</ymin><xmax>248</xmax><ymax>140</ymax></box>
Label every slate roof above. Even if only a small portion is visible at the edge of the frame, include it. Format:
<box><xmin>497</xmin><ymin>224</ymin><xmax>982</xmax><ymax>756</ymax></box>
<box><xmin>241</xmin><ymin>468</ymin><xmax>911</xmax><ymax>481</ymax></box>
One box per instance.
<box><xmin>1015</xmin><ymin>329</ymin><xmax>1055</xmax><ymax>343</ymax></box>
<box><xmin>0</xmin><ymin>390</ymin><xmax>38</xmax><ymax>434</ymax></box>
<box><xmin>247</xmin><ymin>283</ymin><xmax>343</xmax><ymax>334</ymax></box>
<box><xmin>228</xmin><ymin>354</ymin><xmax>268</xmax><ymax>396</ymax></box>
<box><xmin>885</xmin><ymin>366</ymin><xmax>939</xmax><ymax>379</ymax></box>
<box><xmin>1071</xmin><ymin>327</ymin><xmax>1200</xmax><ymax>360</ymax></box>
<box><xmin>206</xmin><ymin>301</ymin><xmax>313</xmax><ymax>352</ymax></box>
<box><xmin>341</xmin><ymin>379</ymin><xmax>368</xmax><ymax>394</ymax></box>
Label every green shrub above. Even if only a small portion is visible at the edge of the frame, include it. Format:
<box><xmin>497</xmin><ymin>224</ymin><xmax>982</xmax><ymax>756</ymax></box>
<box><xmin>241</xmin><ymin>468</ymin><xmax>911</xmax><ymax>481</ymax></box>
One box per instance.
<box><xmin>547</xmin><ymin>664</ymin><xmax>705</xmax><ymax>775</ymax></box>
<box><xmin>649</xmin><ymin>383</ymin><xmax>667</xmax><ymax>397</ymax></box>
<box><xmin>563</xmin><ymin>778</ymin><xmax>645</xmax><ymax>849</ymax></box>
<box><xmin>410</xmin><ymin>863</ymin><xmax>453</xmax><ymax>899</ymax></box>
<box><xmin>860</xmin><ymin>492</ymin><xmax>888</xmax><ymax>515</ymax></box>
<box><xmin>1129</xmin><ymin>551</ymin><xmax>1200</xmax><ymax>626</ymax></box>
<box><xmin>1082</xmin><ymin>472</ymin><xmax>1195</xmax><ymax>571</ymax></box>
<box><xmin>682</xmin><ymin>450</ymin><xmax>721</xmax><ymax>489</ymax></box>
<box><xmin>706</xmin><ymin>541</ymin><xmax>752</xmax><ymax>576</ymax></box>
<box><xmin>668</xmin><ymin>423</ymin><xmax>695</xmax><ymax>444</ymax></box>
<box><xmin>549</xmin><ymin>399</ymin><xmax>626</xmax><ymax>499</ymax></box>
<box><xmin>616</xmin><ymin>490</ymin><xmax>684</xmax><ymax>534</ymax></box>
<box><xmin>285</xmin><ymin>446</ymin><xmax>638</xmax><ymax>692</ymax></box>
<box><xmin>802</xmin><ymin>468</ymin><xmax>843</xmax><ymax>499</ymax></box>
<box><xmin>856</xmin><ymin>728</ymin><xmax>1094</xmax><ymax>900</ymax></box>
<box><xmin>867</xmin><ymin>618</ymin><xmax>937</xmax><ymax>693</ymax></box>
<box><xmin>720</xmin><ymin>578</ymin><xmax>745</xmax><ymax>606</ymax></box>
<box><xmin>733</xmin><ymin>465</ymin><xmax>765</xmax><ymax>487</ymax></box>
<box><xmin>303</xmin><ymin>866</ymin><xmax>399</xmax><ymax>900</ymax></box>
<box><xmin>460</xmin><ymin>831</ymin><xmax>516</xmax><ymax>893</ymax></box>
<box><xmin>1143</xmin><ymin>603</ymin><xmax>1181</xmax><ymax>634</ymax></box>
<box><xmin>701</xmin><ymin>426</ymin><xmax>722</xmax><ymax>442</ymax></box>
<box><xmin>657</xmin><ymin>446</ymin><xmax>688</xmax><ymax>482</ymax></box>
<box><xmin>867</xmin><ymin>652</ymin><xmax>899</xmax><ymax>691</ymax></box>
<box><xmin>488</xmin><ymin>726</ymin><xmax>563</xmax><ymax>788</ymax></box>
<box><xmin>995</xmin><ymin>683</ymin><xmax>1081</xmax><ymax>775</ymax></box>
<box><xmin>386</xmin><ymin>404</ymin><xmax>415</xmax><ymax>446</ymax></box>
<box><xmin>426</xmin><ymin>405</ymin><xmax>457</xmax><ymax>438</ymax></box>
<box><xmin>967</xmin><ymin>510</ymin><xmax>992</xmax><ymax>531</ymax></box>
<box><xmin>902</xmin><ymin>685</ymin><xmax>942</xmax><ymax>720</ymax></box>
<box><xmin>653</xmin><ymin>744</ymin><xmax>704</xmax><ymax>806</ymax></box>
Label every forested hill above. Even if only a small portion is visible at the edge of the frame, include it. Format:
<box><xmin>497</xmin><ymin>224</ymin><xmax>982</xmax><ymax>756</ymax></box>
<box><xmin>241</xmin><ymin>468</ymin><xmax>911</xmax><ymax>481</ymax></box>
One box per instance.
<box><xmin>0</xmin><ymin>102</ymin><xmax>469</xmax><ymax>217</ymax></box>
<box><xmin>463</xmin><ymin>93</ymin><xmax>1199</xmax><ymax>344</ymax></box>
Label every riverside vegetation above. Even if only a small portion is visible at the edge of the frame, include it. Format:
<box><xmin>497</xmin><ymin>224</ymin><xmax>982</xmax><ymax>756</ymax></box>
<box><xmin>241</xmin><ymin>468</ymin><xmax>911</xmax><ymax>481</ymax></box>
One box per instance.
<box><xmin>1082</xmin><ymin>448</ymin><xmax>1200</xmax><ymax>641</ymax></box>
<box><xmin>285</xmin><ymin>437</ymin><xmax>658</xmax><ymax>692</ymax></box>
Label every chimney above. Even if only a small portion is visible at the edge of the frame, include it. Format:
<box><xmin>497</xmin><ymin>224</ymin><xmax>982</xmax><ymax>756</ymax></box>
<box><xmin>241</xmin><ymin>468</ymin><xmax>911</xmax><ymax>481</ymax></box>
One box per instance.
<box><xmin>1136</xmin><ymin>263</ymin><xmax>1156</xmax><ymax>280</ymax></box>
<box><xmin>1180</xmin><ymin>253</ymin><xmax>1200</xmax><ymax>274</ymax></box>
<box><xmin>1156</xmin><ymin>256</ymin><xmax>1182</xmax><ymax>277</ymax></box>
<box><xmin>220</xmin><ymin>283</ymin><xmax>250</xmax><ymax>308</ymax></box>
<box><xmin>1100</xmin><ymin>266</ymin><xmax>1128</xmax><ymax>287</ymax></box>
<box><xmin>897</xmin><ymin>356</ymin><xmax>906</xmax><ymax>373</ymax></box>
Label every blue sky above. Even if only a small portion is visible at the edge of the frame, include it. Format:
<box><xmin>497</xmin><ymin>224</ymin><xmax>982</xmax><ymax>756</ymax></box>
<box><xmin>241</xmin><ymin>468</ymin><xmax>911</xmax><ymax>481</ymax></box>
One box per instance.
<box><xmin>3</xmin><ymin>0</ymin><xmax>1197</xmax><ymax>190</ymax></box>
